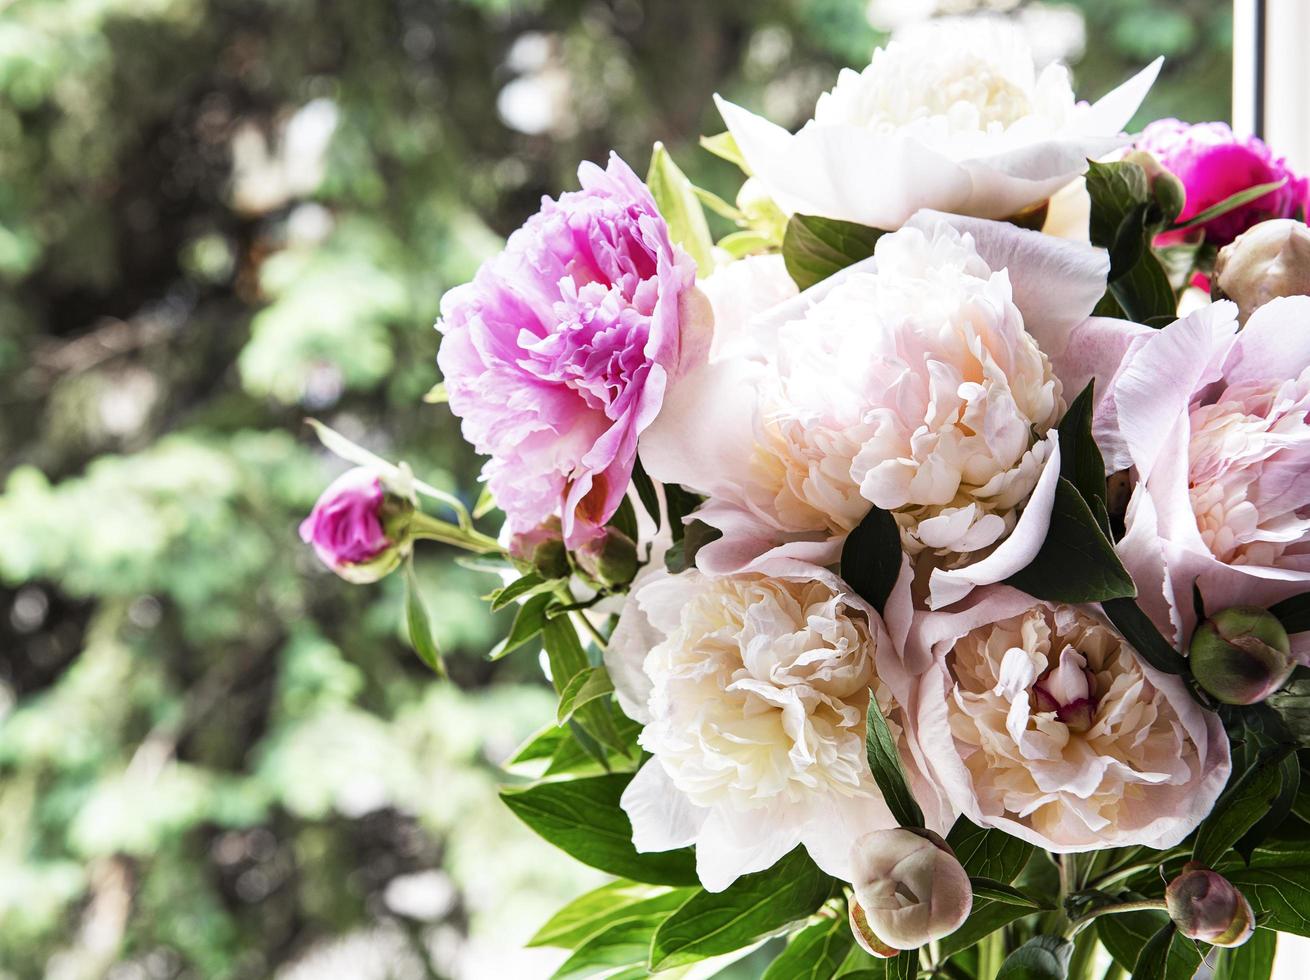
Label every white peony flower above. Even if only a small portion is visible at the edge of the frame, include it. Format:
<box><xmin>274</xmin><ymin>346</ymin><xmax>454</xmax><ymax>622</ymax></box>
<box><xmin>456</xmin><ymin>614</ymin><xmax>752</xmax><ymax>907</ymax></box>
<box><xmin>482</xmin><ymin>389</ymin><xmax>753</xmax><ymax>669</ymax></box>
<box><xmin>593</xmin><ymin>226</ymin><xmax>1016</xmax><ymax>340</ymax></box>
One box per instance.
<box><xmin>715</xmin><ymin>18</ymin><xmax>1159</xmax><ymax>230</ymax></box>
<box><xmin>606</xmin><ymin>562</ymin><xmax>928</xmax><ymax>891</ymax></box>
<box><xmin>908</xmin><ymin>587</ymin><xmax>1230</xmax><ymax>852</ymax></box>
<box><xmin>642</xmin><ymin>211</ymin><xmax>1110</xmax><ymax>608</ymax></box>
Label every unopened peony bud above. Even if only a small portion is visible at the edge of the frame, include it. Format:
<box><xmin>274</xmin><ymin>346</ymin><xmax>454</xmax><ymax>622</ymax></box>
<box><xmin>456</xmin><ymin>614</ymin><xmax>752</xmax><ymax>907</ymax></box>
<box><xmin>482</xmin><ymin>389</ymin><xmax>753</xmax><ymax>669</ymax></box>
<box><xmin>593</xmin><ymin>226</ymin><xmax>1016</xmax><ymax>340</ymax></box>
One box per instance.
<box><xmin>574</xmin><ymin>527</ymin><xmax>639</xmax><ymax>588</ymax></box>
<box><xmin>848</xmin><ymin>828</ymin><xmax>972</xmax><ymax>952</ymax></box>
<box><xmin>1214</xmin><ymin>219</ymin><xmax>1310</xmax><ymax>324</ymax></box>
<box><xmin>509</xmin><ymin>518</ymin><xmax>571</xmax><ymax>581</ymax></box>
<box><xmin>1122</xmin><ymin>149</ymin><xmax>1187</xmax><ymax>221</ymax></box>
<box><xmin>1189</xmin><ymin>605</ymin><xmax>1294</xmax><ymax>705</ymax></box>
<box><xmin>300</xmin><ymin>468</ymin><xmax>413</xmax><ymax>584</ymax></box>
<box><xmin>1165</xmin><ymin>863</ymin><xmax>1255</xmax><ymax>947</ymax></box>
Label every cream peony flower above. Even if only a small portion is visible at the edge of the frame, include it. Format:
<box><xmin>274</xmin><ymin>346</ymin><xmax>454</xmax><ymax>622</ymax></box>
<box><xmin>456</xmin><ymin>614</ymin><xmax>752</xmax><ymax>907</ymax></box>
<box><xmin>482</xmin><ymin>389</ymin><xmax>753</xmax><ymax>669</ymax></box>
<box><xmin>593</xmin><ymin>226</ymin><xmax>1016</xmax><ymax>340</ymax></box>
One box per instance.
<box><xmin>642</xmin><ymin>212</ymin><xmax>1111</xmax><ymax>608</ymax></box>
<box><xmin>909</xmin><ymin>587</ymin><xmax>1230</xmax><ymax>851</ymax></box>
<box><xmin>606</xmin><ymin>562</ymin><xmax>929</xmax><ymax>891</ymax></box>
<box><xmin>1103</xmin><ymin>298</ymin><xmax>1310</xmax><ymax>664</ymax></box>
<box><xmin>715</xmin><ymin>18</ymin><xmax>1160</xmax><ymax>230</ymax></box>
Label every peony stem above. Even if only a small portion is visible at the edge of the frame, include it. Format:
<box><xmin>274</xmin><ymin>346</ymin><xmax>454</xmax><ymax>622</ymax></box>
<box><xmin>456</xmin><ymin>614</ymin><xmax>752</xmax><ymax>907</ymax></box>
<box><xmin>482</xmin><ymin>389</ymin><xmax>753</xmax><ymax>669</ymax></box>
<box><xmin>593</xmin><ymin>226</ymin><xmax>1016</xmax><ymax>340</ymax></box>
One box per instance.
<box><xmin>1066</xmin><ymin>898</ymin><xmax>1168</xmax><ymax>937</ymax></box>
<box><xmin>409</xmin><ymin>511</ymin><xmax>502</xmax><ymax>553</ymax></box>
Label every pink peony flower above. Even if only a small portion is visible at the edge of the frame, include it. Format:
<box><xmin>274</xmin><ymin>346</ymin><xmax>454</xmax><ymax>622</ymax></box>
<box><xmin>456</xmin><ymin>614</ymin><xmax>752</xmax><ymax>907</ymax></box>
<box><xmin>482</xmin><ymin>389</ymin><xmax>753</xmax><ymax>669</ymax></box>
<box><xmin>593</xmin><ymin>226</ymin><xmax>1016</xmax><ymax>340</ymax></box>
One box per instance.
<box><xmin>300</xmin><ymin>467</ymin><xmax>402</xmax><ymax>582</ymax></box>
<box><xmin>906</xmin><ymin>586</ymin><xmax>1230</xmax><ymax>852</ymax></box>
<box><xmin>1137</xmin><ymin>119</ymin><xmax>1310</xmax><ymax>247</ymax></box>
<box><xmin>1106</xmin><ymin>297</ymin><xmax>1310</xmax><ymax>664</ymax></box>
<box><xmin>436</xmin><ymin>154</ymin><xmax>702</xmax><ymax>548</ymax></box>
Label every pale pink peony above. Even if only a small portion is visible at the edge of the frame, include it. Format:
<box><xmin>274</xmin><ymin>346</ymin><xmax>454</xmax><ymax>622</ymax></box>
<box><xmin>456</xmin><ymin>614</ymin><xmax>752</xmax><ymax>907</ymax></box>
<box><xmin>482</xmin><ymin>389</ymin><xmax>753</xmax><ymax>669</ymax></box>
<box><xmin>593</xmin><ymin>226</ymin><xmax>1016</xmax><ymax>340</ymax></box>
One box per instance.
<box><xmin>907</xmin><ymin>586</ymin><xmax>1230</xmax><ymax>851</ymax></box>
<box><xmin>1137</xmin><ymin>119</ymin><xmax>1310</xmax><ymax>247</ymax></box>
<box><xmin>605</xmin><ymin>560</ymin><xmax>938</xmax><ymax>891</ymax></box>
<box><xmin>436</xmin><ymin>154</ymin><xmax>701</xmax><ymax>548</ymax></box>
<box><xmin>641</xmin><ymin>211</ymin><xmax>1110</xmax><ymax>608</ymax></box>
<box><xmin>1107</xmin><ymin>297</ymin><xmax>1310</xmax><ymax>664</ymax></box>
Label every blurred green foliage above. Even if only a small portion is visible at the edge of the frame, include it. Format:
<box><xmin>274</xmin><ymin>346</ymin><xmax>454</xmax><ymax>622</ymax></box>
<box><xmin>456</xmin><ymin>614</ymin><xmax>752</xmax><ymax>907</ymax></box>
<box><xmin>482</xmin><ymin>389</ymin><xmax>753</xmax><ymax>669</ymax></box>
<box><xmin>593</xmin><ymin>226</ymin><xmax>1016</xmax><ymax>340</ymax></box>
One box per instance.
<box><xmin>0</xmin><ymin>0</ymin><xmax>1229</xmax><ymax>976</ymax></box>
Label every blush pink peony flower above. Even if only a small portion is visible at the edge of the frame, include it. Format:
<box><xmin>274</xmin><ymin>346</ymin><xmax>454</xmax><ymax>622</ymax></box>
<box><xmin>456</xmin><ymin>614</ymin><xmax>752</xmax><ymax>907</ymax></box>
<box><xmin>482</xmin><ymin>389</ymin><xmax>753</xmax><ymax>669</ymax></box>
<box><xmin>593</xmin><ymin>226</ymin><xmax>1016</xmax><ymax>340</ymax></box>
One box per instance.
<box><xmin>300</xmin><ymin>467</ymin><xmax>406</xmax><ymax>583</ymax></box>
<box><xmin>605</xmin><ymin>560</ymin><xmax>940</xmax><ymax>891</ymax></box>
<box><xmin>1137</xmin><ymin>119</ymin><xmax>1310</xmax><ymax>247</ymax></box>
<box><xmin>436</xmin><ymin>154</ymin><xmax>703</xmax><ymax>548</ymax></box>
<box><xmin>907</xmin><ymin>586</ymin><xmax>1230</xmax><ymax>852</ymax></box>
<box><xmin>1108</xmin><ymin>297</ymin><xmax>1310</xmax><ymax>665</ymax></box>
<box><xmin>641</xmin><ymin>211</ymin><xmax>1111</xmax><ymax>608</ymax></box>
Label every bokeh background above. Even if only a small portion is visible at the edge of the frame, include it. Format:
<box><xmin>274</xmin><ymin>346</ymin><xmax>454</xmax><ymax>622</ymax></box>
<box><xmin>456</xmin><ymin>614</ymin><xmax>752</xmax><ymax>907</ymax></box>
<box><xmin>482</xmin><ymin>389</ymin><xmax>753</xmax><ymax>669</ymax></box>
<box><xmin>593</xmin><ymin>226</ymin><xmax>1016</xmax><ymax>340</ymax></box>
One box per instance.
<box><xmin>0</xmin><ymin>1</ymin><xmax>1233</xmax><ymax>977</ymax></box>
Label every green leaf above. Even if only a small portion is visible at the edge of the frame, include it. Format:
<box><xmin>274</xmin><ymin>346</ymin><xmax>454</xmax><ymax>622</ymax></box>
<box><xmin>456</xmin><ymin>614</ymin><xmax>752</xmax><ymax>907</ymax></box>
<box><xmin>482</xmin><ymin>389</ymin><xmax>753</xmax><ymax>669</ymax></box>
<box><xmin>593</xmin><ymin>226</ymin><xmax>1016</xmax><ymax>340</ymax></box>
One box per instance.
<box><xmin>403</xmin><ymin>560</ymin><xmax>446</xmax><ymax>677</ymax></box>
<box><xmin>664</xmin><ymin>484</ymin><xmax>702</xmax><ymax>544</ymax></box>
<box><xmin>488</xmin><ymin>591</ymin><xmax>553</xmax><ymax>660</ymax></box>
<box><xmin>836</xmin><ymin>957</ymin><xmax>916</xmax><ymax>980</ymax></box>
<box><xmin>650</xmin><ymin>847</ymin><xmax>834</xmax><ymax>970</ymax></box>
<box><xmin>541</xmin><ymin>617</ymin><xmax>628</xmax><ymax>756</ymax></box>
<box><xmin>1005</xmin><ymin>478</ymin><xmax>1136</xmax><ymax>603</ymax></box>
<box><xmin>761</xmin><ymin>914</ymin><xmax>853</xmax><ymax>980</ymax></box>
<box><xmin>1058</xmin><ymin>381</ymin><xmax>1108</xmax><ymax>530</ymax></box>
<box><xmin>530</xmin><ymin>881</ymin><xmax>695</xmax><ymax>949</ymax></box>
<box><xmin>551</xmin><ymin>911</ymin><xmax>672</xmax><ymax>979</ymax></box>
<box><xmin>947</xmin><ymin>817</ymin><xmax>1034</xmax><ymax>884</ymax></box>
<box><xmin>543</xmin><ymin>711</ymin><xmax>642</xmax><ymax>777</ymax></box>
<box><xmin>1265</xmin><ymin>672</ymin><xmax>1310</xmax><ymax>746</ymax></box>
<box><xmin>1085</xmin><ymin>160</ymin><xmax>1150</xmax><ymax>273</ymax></box>
<box><xmin>840</xmin><ymin>505</ymin><xmax>902</xmax><ymax>616</ymax></box>
<box><xmin>1170</xmin><ymin>179</ymin><xmax>1289</xmax><ymax>231</ymax></box>
<box><xmin>1226</xmin><ymin>864</ymin><xmax>1310</xmax><ymax>936</ymax></box>
<box><xmin>693</xmin><ymin>185</ymin><xmax>746</xmax><ymax>223</ymax></box>
<box><xmin>969</xmin><ymin>877</ymin><xmax>1047</xmax><ymax>910</ymax></box>
<box><xmin>556</xmin><ymin>666</ymin><xmax>614</xmax><ymax>725</ymax></box>
<box><xmin>700</xmin><ymin>131</ymin><xmax>749</xmax><ymax>173</ymax></box>
<box><xmin>631</xmin><ymin>457</ymin><xmax>661</xmax><ymax>531</ymax></box>
<box><xmin>1269</xmin><ymin>593</ymin><xmax>1310</xmax><ymax>635</ymax></box>
<box><xmin>647</xmin><ymin>142</ymin><xmax>715</xmax><ymax>275</ymax></box>
<box><xmin>864</xmin><ymin>695</ymin><xmax>923</xmax><ymax>829</ymax></box>
<box><xmin>500</xmin><ymin>774</ymin><xmax>698</xmax><ymax>886</ymax></box>
<box><xmin>717</xmin><ymin>229</ymin><xmax>772</xmax><ymax>258</ymax></box>
<box><xmin>1194</xmin><ymin>746</ymin><xmax>1293</xmax><ymax>866</ymax></box>
<box><xmin>422</xmin><ymin>381</ymin><xmax>448</xmax><ymax>404</ymax></box>
<box><xmin>607</xmin><ymin>494</ymin><xmax>639</xmax><ymax>543</ymax></box>
<box><xmin>1102</xmin><ymin>596</ymin><xmax>1189</xmax><ymax>676</ymax></box>
<box><xmin>938</xmin><ymin>898</ymin><xmax>1036</xmax><ymax>957</ymax></box>
<box><xmin>1133</xmin><ymin>923</ymin><xmax>1177</xmax><ymax>980</ymax></box>
<box><xmin>1214</xmin><ymin>927</ymin><xmax>1276</xmax><ymax>980</ymax></box>
<box><xmin>1236</xmin><ymin>749</ymin><xmax>1299</xmax><ymax>862</ymax></box>
<box><xmin>1110</xmin><ymin>249</ymin><xmax>1177</xmax><ymax>324</ymax></box>
<box><xmin>782</xmin><ymin>214</ymin><xmax>884</xmax><ymax>291</ymax></box>
<box><xmin>663</xmin><ymin>518</ymin><xmax>721</xmax><ymax>574</ymax></box>
<box><xmin>489</xmin><ymin>572</ymin><xmax>555</xmax><ymax>611</ymax></box>
<box><xmin>1098</xmin><ymin>908</ymin><xmax>1205</xmax><ymax>979</ymax></box>
<box><xmin>995</xmin><ymin>935</ymin><xmax>1072</xmax><ymax>979</ymax></box>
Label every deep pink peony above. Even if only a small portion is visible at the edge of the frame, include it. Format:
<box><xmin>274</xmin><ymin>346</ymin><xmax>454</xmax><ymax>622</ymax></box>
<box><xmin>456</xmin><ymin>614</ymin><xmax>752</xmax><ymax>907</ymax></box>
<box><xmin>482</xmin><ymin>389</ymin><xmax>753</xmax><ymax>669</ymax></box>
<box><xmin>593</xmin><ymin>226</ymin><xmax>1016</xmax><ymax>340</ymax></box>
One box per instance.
<box><xmin>300</xmin><ymin>468</ymin><xmax>391</xmax><ymax>571</ymax></box>
<box><xmin>1137</xmin><ymin>119</ymin><xmax>1310</xmax><ymax>247</ymax></box>
<box><xmin>436</xmin><ymin>154</ymin><xmax>699</xmax><ymax>548</ymax></box>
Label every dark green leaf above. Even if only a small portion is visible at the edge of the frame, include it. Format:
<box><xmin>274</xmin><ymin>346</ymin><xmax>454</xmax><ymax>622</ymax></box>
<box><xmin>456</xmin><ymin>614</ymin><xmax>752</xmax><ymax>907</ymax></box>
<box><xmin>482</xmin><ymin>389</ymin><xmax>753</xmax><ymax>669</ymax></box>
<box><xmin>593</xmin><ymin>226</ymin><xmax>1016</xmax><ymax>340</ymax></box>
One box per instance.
<box><xmin>489</xmin><ymin>591</ymin><xmax>553</xmax><ymax>660</ymax></box>
<box><xmin>664</xmin><ymin>484</ymin><xmax>702</xmax><ymax>544</ymax></box>
<box><xmin>1099</xmin><ymin>909</ymin><xmax>1205</xmax><ymax>979</ymax></box>
<box><xmin>782</xmin><ymin>213</ymin><xmax>883</xmax><ymax>291</ymax></box>
<box><xmin>1266</xmin><ymin>672</ymin><xmax>1310</xmax><ymax>746</ymax></box>
<box><xmin>1269</xmin><ymin>594</ymin><xmax>1310</xmax><ymax>635</ymax></box>
<box><xmin>938</xmin><ymin>898</ymin><xmax>1036</xmax><ymax>957</ymax></box>
<box><xmin>836</xmin><ymin>957</ymin><xmax>916</xmax><ymax>980</ymax></box>
<box><xmin>664</xmin><ymin>518</ymin><xmax>722</xmax><ymax>574</ymax></box>
<box><xmin>947</xmin><ymin>817</ymin><xmax>1035</xmax><ymax>884</ymax></box>
<box><xmin>1110</xmin><ymin>249</ymin><xmax>1177</xmax><ymax>324</ymax></box>
<box><xmin>650</xmin><ymin>847</ymin><xmax>834</xmax><ymax>970</ymax></box>
<box><xmin>1133</xmin><ymin>923</ymin><xmax>1178</xmax><ymax>980</ymax></box>
<box><xmin>1214</xmin><ymin>927</ymin><xmax>1276</xmax><ymax>980</ymax></box>
<box><xmin>1194</xmin><ymin>746</ymin><xmax>1293</xmax><ymax>865</ymax></box>
<box><xmin>631</xmin><ymin>457</ymin><xmax>660</xmax><ymax>531</ymax></box>
<box><xmin>1058</xmin><ymin>381</ymin><xmax>1108</xmax><ymax>528</ymax></box>
<box><xmin>761</xmin><ymin>915</ymin><xmax>853</xmax><ymax>980</ymax></box>
<box><xmin>995</xmin><ymin>935</ymin><xmax>1072</xmax><ymax>980</ymax></box>
<box><xmin>529</xmin><ymin>881</ymin><xmax>695</xmax><ymax>949</ymax></box>
<box><xmin>607</xmin><ymin>494</ymin><xmax>639</xmax><ymax>543</ymax></box>
<box><xmin>969</xmin><ymin>877</ymin><xmax>1047</xmax><ymax>909</ymax></box>
<box><xmin>1086</xmin><ymin>160</ymin><xmax>1150</xmax><ymax>271</ymax></box>
<box><xmin>865</xmin><ymin>694</ymin><xmax>923</xmax><ymax>829</ymax></box>
<box><xmin>1227</xmin><ymin>864</ymin><xmax>1310</xmax><ymax>935</ymax></box>
<box><xmin>1103</xmin><ymin>596</ymin><xmax>1189</xmax><ymax>675</ymax></box>
<box><xmin>841</xmin><ymin>505</ymin><xmax>902</xmax><ymax>615</ymax></box>
<box><xmin>500</xmin><ymin>774</ymin><xmax>698</xmax><ymax>886</ymax></box>
<box><xmin>1235</xmin><ymin>749</ymin><xmax>1300</xmax><ymax>862</ymax></box>
<box><xmin>1006</xmin><ymin>478</ymin><xmax>1136</xmax><ymax>603</ymax></box>
<box><xmin>404</xmin><ymin>561</ymin><xmax>446</xmax><ymax>677</ymax></box>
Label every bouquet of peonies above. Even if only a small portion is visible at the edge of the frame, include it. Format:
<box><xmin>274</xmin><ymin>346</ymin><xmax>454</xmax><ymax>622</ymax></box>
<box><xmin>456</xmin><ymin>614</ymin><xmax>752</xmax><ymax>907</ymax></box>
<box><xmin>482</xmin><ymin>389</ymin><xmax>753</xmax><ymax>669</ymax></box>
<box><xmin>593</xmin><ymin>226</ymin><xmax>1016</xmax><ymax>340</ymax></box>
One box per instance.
<box><xmin>299</xmin><ymin>19</ymin><xmax>1310</xmax><ymax>980</ymax></box>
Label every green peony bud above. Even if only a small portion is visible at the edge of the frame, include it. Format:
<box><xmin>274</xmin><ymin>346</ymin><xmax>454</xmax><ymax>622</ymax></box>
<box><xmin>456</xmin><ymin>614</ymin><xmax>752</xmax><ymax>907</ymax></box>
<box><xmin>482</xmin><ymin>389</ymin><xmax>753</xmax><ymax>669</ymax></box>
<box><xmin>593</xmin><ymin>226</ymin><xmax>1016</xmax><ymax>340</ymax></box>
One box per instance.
<box><xmin>1122</xmin><ymin>149</ymin><xmax>1187</xmax><ymax>222</ymax></box>
<box><xmin>1189</xmin><ymin>605</ymin><xmax>1294</xmax><ymax>705</ymax></box>
<box><xmin>574</xmin><ymin>527</ymin><xmax>639</xmax><ymax>589</ymax></box>
<box><xmin>1214</xmin><ymin>218</ymin><xmax>1310</xmax><ymax>324</ymax></box>
<box><xmin>1165</xmin><ymin>863</ymin><xmax>1255</xmax><ymax>947</ymax></box>
<box><xmin>508</xmin><ymin>517</ymin><xmax>571</xmax><ymax>581</ymax></box>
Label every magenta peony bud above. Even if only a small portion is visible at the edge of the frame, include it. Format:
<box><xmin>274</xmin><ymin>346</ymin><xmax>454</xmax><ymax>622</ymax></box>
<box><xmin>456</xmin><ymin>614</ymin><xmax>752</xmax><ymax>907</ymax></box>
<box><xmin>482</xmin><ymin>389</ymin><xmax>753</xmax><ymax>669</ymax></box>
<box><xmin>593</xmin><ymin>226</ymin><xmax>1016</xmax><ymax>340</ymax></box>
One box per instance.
<box><xmin>1165</xmin><ymin>863</ymin><xmax>1255</xmax><ymax>947</ymax></box>
<box><xmin>574</xmin><ymin>527</ymin><xmax>639</xmax><ymax>588</ymax></box>
<box><xmin>848</xmin><ymin>828</ymin><xmax>972</xmax><ymax>952</ymax></box>
<box><xmin>1189</xmin><ymin>606</ymin><xmax>1294</xmax><ymax>705</ymax></box>
<box><xmin>299</xmin><ymin>468</ymin><xmax>412</xmax><ymax>584</ymax></box>
<box><xmin>1214</xmin><ymin>219</ymin><xmax>1310</xmax><ymax>324</ymax></box>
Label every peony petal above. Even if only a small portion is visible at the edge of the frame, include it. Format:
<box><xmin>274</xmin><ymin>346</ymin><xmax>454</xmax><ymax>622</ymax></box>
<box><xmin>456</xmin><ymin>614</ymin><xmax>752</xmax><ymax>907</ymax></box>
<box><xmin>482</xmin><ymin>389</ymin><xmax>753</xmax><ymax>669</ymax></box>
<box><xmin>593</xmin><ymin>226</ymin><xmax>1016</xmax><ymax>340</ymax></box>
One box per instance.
<box><xmin>1079</xmin><ymin>58</ymin><xmax>1164</xmax><ymax>135</ymax></box>
<box><xmin>620</xmin><ymin>761</ymin><xmax>708</xmax><ymax>853</ymax></box>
